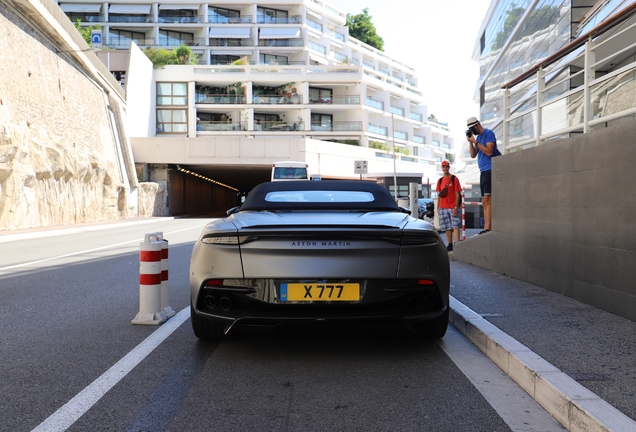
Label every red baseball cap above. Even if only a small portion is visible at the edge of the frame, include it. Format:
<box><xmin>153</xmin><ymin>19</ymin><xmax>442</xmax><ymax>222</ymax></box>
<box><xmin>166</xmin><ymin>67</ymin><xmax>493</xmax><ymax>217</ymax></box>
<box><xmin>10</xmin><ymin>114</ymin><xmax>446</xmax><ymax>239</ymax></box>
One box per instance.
<box><xmin>441</xmin><ymin>160</ymin><xmax>450</xmax><ymax>166</ymax></box>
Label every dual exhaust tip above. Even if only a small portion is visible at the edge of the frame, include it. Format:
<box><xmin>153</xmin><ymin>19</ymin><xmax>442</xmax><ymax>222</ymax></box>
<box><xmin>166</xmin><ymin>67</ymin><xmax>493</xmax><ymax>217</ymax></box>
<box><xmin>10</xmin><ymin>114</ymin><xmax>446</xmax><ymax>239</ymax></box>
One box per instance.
<box><xmin>205</xmin><ymin>295</ymin><xmax>232</xmax><ymax>311</ymax></box>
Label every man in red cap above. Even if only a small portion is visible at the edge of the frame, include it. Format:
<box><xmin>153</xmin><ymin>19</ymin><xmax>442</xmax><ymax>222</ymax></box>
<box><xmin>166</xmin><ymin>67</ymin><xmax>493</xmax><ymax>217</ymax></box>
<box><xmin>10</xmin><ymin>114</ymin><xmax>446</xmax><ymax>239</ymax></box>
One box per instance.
<box><xmin>436</xmin><ymin>160</ymin><xmax>462</xmax><ymax>252</ymax></box>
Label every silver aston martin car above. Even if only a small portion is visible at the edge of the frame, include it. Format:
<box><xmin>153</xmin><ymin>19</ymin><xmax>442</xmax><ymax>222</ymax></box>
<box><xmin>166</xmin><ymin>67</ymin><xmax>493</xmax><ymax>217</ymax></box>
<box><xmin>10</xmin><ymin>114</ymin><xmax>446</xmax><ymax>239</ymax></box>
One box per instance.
<box><xmin>190</xmin><ymin>180</ymin><xmax>450</xmax><ymax>340</ymax></box>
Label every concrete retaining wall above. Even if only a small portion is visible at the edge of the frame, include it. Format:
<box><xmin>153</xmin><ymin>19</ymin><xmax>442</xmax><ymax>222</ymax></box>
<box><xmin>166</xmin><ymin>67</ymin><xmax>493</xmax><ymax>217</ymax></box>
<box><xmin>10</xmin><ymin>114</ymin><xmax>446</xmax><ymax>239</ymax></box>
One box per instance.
<box><xmin>454</xmin><ymin>120</ymin><xmax>636</xmax><ymax>321</ymax></box>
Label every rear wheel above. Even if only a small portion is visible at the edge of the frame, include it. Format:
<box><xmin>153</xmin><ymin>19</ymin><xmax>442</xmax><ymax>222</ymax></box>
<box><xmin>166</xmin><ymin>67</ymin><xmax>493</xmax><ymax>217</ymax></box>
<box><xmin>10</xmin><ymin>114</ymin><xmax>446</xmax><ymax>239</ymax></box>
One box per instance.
<box><xmin>413</xmin><ymin>308</ymin><xmax>449</xmax><ymax>339</ymax></box>
<box><xmin>190</xmin><ymin>305</ymin><xmax>228</xmax><ymax>340</ymax></box>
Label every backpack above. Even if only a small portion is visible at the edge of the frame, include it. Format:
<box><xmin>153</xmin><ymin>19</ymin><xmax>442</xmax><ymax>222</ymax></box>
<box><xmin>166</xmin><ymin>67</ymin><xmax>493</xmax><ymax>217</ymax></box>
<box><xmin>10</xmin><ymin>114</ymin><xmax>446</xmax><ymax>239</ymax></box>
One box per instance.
<box><xmin>437</xmin><ymin>175</ymin><xmax>462</xmax><ymax>206</ymax></box>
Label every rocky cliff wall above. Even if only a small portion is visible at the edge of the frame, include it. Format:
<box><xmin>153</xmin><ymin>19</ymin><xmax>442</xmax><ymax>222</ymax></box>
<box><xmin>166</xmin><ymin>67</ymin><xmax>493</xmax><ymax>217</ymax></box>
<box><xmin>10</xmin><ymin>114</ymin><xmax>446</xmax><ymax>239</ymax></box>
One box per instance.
<box><xmin>0</xmin><ymin>2</ymin><xmax>129</xmax><ymax>231</ymax></box>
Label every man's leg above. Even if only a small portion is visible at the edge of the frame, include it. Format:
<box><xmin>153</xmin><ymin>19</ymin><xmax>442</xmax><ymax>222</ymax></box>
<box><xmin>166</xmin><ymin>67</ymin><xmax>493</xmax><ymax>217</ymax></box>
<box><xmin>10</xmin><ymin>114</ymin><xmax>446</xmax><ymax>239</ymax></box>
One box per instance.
<box><xmin>446</xmin><ymin>229</ymin><xmax>452</xmax><ymax>245</ymax></box>
<box><xmin>483</xmin><ymin>195</ymin><xmax>491</xmax><ymax>231</ymax></box>
<box><xmin>453</xmin><ymin>227</ymin><xmax>460</xmax><ymax>242</ymax></box>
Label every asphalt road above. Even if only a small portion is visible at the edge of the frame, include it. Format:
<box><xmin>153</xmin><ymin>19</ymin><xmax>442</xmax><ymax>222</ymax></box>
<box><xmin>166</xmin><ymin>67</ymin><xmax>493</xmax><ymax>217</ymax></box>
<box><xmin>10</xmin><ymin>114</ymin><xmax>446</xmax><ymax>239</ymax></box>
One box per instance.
<box><xmin>0</xmin><ymin>218</ymin><xmax>561</xmax><ymax>431</ymax></box>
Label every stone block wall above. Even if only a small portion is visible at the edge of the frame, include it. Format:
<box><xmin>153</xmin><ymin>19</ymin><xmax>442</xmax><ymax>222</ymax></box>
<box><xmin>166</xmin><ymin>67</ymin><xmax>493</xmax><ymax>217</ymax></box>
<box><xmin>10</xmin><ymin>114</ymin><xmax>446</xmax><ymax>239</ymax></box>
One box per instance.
<box><xmin>454</xmin><ymin>120</ymin><xmax>636</xmax><ymax>321</ymax></box>
<box><xmin>0</xmin><ymin>2</ymin><xmax>128</xmax><ymax>231</ymax></box>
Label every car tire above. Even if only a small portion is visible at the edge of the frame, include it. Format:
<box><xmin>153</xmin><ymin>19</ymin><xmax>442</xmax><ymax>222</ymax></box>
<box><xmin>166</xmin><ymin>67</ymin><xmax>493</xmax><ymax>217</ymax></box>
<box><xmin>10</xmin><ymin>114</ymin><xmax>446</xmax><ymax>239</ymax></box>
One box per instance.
<box><xmin>191</xmin><ymin>305</ymin><xmax>229</xmax><ymax>340</ymax></box>
<box><xmin>413</xmin><ymin>308</ymin><xmax>449</xmax><ymax>339</ymax></box>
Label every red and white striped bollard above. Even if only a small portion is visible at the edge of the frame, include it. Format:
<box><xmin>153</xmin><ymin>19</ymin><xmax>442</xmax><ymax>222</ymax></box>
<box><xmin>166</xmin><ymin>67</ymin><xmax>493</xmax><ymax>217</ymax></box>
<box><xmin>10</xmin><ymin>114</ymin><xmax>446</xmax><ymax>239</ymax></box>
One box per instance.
<box><xmin>132</xmin><ymin>232</ymin><xmax>167</xmax><ymax>325</ymax></box>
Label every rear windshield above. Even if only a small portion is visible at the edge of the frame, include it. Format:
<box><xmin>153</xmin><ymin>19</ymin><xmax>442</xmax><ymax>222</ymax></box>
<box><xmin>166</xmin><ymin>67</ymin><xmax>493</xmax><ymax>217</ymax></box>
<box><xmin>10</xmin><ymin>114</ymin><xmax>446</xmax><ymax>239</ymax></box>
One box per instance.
<box><xmin>265</xmin><ymin>190</ymin><xmax>374</xmax><ymax>203</ymax></box>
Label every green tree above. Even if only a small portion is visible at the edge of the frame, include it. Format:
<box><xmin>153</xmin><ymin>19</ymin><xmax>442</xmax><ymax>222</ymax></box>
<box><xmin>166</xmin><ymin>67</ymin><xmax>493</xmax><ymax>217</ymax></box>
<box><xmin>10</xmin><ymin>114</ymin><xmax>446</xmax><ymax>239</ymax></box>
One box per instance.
<box><xmin>142</xmin><ymin>44</ymin><xmax>198</xmax><ymax>68</ymax></box>
<box><xmin>74</xmin><ymin>19</ymin><xmax>101</xmax><ymax>46</ymax></box>
<box><xmin>346</xmin><ymin>8</ymin><xmax>384</xmax><ymax>51</ymax></box>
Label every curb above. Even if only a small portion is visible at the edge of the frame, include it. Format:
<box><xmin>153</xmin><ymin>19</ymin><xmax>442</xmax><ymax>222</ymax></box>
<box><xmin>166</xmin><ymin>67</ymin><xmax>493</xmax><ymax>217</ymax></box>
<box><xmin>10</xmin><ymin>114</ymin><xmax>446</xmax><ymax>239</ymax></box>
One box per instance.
<box><xmin>449</xmin><ymin>296</ymin><xmax>636</xmax><ymax>431</ymax></box>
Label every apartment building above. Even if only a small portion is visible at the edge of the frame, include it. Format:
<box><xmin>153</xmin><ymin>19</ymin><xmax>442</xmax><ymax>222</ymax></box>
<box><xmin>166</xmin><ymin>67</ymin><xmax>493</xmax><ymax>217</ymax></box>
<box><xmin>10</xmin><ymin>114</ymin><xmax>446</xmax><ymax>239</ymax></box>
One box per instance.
<box><xmin>60</xmin><ymin>0</ymin><xmax>455</xmax><ymax>197</ymax></box>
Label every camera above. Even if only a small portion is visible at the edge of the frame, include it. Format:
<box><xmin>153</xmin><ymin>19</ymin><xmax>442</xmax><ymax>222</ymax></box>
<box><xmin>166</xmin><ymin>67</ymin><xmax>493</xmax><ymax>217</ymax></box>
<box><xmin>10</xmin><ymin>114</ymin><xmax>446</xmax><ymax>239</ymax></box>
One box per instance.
<box><xmin>465</xmin><ymin>129</ymin><xmax>473</xmax><ymax>138</ymax></box>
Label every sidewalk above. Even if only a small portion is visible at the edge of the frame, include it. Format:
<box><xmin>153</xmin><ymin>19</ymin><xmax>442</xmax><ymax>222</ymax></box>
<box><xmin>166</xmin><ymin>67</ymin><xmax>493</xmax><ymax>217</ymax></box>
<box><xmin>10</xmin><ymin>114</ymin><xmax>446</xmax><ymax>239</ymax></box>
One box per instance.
<box><xmin>449</xmin><ymin>258</ymin><xmax>636</xmax><ymax>430</ymax></box>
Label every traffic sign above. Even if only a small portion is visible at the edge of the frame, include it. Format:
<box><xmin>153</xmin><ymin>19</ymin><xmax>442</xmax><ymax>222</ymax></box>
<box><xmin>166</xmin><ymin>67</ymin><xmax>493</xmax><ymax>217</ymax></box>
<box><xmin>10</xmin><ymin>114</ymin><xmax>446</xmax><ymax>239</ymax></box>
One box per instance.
<box><xmin>354</xmin><ymin>160</ymin><xmax>368</xmax><ymax>174</ymax></box>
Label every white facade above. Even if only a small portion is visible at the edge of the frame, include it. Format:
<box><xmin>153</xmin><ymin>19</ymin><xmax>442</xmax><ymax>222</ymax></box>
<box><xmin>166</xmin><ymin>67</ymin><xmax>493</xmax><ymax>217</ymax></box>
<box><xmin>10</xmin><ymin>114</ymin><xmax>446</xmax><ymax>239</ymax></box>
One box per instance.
<box><xmin>62</xmin><ymin>0</ymin><xmax>456</xmax><ymax>190</ymax></box>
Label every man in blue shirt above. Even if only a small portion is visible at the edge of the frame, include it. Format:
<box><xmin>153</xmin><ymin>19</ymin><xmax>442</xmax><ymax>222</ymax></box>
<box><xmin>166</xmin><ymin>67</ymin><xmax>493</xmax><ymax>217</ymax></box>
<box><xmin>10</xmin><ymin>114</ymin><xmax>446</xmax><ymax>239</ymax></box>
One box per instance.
<box><xmin>467</xmin><ymin>117</ymin><xmax>498</xmax><ymax>234</ymax></box>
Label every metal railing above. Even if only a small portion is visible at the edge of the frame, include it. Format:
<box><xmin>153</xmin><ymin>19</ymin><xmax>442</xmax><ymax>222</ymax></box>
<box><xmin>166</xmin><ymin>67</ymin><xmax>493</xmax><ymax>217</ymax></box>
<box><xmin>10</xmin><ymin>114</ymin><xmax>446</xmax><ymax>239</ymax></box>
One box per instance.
<box><xmin>502</xmin><ymin>3</ymin><xmax>636</xmax><ymax>151</ymax></box>
<box><xmin>157</xmin><ymin>15</ymin><xmax>203</xmax><ymax>23</ymax></box>
<box><xmin>208</xmin><ymin>15</ymin><xmax>252</xmax><ymax>24</ymax></box>
<box><xmin>158</xmin><ymin>38</ymin><xmax>206</xmax><ymax>47</ymax></box>
<box><xmin>365</xmin><ymin>97</ymin><xmax>384</xmax><ymax>110</ymax></box>
<box><xmin>256</xmin><ymin>15</ymin><xmax>302</xmax><ymax>24</ymax></box>
<box><xmin>309</xmin><ymin>95</ymin><xmax>360</xmax><ymax>104</ymax></box>
<box><xmin>195</xmin><ymin>94</ymin><xmax>246</xmax><ymax>104</ymax></box>
<box><xmin>310</xmin><ymin>121</ymin><xmax>363</xmax><ymax>131</ymax></box>
<box><xmin>108</xmin><ymin>15</ymin><xmax>153</xmax><ymax>23</ymax></box>
<box><xmin>253</xmin><ymin>94</ymin><xmax>303</xmax><ymax>104</ymax></box>
<box><xmin>254</xmin><ymin>121</ymin><xmax>304</xmax><ymax>131</ymax></box>
<box><xmin>209</xmin><ymin>38</ymin><xmax>254</xmax><ymax>47</ymax></box>
<box><xmin>258</xmin><ymin>39</ymin><xmax>304</xmax><ymax>47</ymax></box>
<box><xmin>198</xmin><ymin>121</ymin><xmax>247</xmax><ymax>131</ymax></box>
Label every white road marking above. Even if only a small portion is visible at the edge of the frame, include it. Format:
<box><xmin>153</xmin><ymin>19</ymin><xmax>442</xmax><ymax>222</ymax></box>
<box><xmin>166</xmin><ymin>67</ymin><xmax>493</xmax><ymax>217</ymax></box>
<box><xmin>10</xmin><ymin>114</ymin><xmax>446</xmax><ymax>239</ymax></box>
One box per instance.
<box><xmin>31</xmin><ymin>307</ymin><xmax>191</xmax><ymax>432</ymax></box>
<box><xmin>440</xmin><ymin>325</ymin><xmax>564</xmax><ymax>431</ymax></box>
<box><xmin>0</xmin><ymin>225</ymin><xmax>206</xmax><ymax>272</ymax></box>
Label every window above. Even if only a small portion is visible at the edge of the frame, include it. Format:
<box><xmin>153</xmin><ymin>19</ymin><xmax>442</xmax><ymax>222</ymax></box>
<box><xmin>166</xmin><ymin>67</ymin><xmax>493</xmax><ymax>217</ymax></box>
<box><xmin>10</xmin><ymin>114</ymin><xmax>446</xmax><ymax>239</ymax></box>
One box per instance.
<box><xmin>210</xmin><ymin>55</ymin><xmax>241</xmax><ymax>65</ymax></box>
<box><xmin>209</xmin><ymin>7</ymin><xmax>240</xmax><ymax>23</ymax></box>
<box><xmin>260</xmin><ymin>54</ymin><xmax>288</xmax><ymax>65</ymax></box>
<box><xmin>156</xmin><ymin>83</ymin><xmax>188</xmax><ymax>134</ymax></box>
<box><xmin>157</xmin><ymin>83</ymin><xmax>187</xmax><ymax>105</ymax></box>
<box><xmin>109</xmin><ymin>29</ymin><xmax>145</xmax><ymax>47</ymax></box>
<box><xmin>309</xmin><ymin>87</ymin><xmax>332</xmax><ymax>103</ymax></box>
<box><xmin>257</xmin><ymin>7</ymin><xmax>288</xmax><ymax>23</ymax></box>
<box><xmin>159</xmin><ymin>30</ymin><xmax>194</xmax><ymax>46</ymax></box>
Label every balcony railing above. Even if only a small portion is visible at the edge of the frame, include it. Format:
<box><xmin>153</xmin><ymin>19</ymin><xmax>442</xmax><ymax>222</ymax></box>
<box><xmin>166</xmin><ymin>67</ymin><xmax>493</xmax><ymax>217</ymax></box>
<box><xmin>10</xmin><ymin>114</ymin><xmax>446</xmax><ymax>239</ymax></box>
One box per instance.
<box><xmin>195</xmin><ymin>94</ymin><xmax>246</xmax><ymax>104</ymax></box>
<box><xmin>108</xmin><ymin>38</ymin><xmax>154</xmax><ymax>47</ymax></box>
<box><xmin>365</xmin><ymin>97</ymin><xmax>384</xmax><ymax>110</ymax></box>
<box><xmin>410</xmin><ymin>112</ymin><xmax>423</xmax><ymax>122</ymax></box>
<box><xmin>108</xmin><ymin>15</ymin><xmax>153</xmax><ymax>23</ymax></box>
<box><xmin>368</xmin><ymin>123</ymin><xmax>388</xmax><ymax>136</ymax></box>
<box><xmin>208</xmin><ymin>15</ymin><xmax>252</xmax><ymax>24</ymax></box>
<box><xmin>256</xmin><ymin>15</ymin><xmax>302</xmax><ymax>24</ymax></box>
<box><xmin>307</xmin><ymin>40</ymin><xmax>326</xmax><ymax>54</ymax></box>
<box><xmin>413</xmin><ymin>135</ymin><xmax>425</xmax><ymax>144</ymax></box>
<box><xmin>309</xmin><ymin>95</ymin><xmax>360</xmax><ymax>104</ymax></box>
<box><xmin>65</xmin><ymin>14</ymin><xmax>104</xmax><ymax>23</ymax></box>
<box><xmin>250</xmin><ymin>60</ymin><xmax>306</xmax><ymax>65</ymax></box>
<box><xmin>158</xmin><ymin>38</ymin><xmax>206</xmax><ymax>47</ymax></box>
<box><xmin>394</xmin><ymin>130</ymin><xmax>408</xmax><ymax>140</ymax></box>
<box><xmin>253</xmin><ymin>94</ymin><xmax>303</xmax><ymax>104</ymax></box>
<box><xmin>255</xmin><ymin>121</ymin><xmax>304</xmax><ymax>131</ymax></box>
<box><xmin>157</xmin><ymin>15</ymin><xmax>203</xmax><ymax>23</ymax></box>
<box><xmin>390</xmin><ymin>106</ymin><xmax>404</xmax><ymax>116</ymax></box>
<box><xmin>209</xmin><ymin>38</ymin><xmax>254</xmax><ymax>47</ymax></box>
<box><xmin>328</xmin><ymin>30</ymin><xmax>345</xmax><ymax>42</ymax></box>
<box><xmin>258</xmin><ymin>39</ymin><xmax>303</xmax><ymax>47</ymax></box>
<box><xmin>311</xmin><ymin>121</ymin><xmax>362</xmax><ymax>131</ymax></box>
<box><xmin>198</xmin><ymin>121</ymin><xmax>247</xmax><ymax>131</ymax></box>
<box><xmin>307</xmin><ymin>19</ymin><xmax>323</xmax><ymax>31</ymax></box>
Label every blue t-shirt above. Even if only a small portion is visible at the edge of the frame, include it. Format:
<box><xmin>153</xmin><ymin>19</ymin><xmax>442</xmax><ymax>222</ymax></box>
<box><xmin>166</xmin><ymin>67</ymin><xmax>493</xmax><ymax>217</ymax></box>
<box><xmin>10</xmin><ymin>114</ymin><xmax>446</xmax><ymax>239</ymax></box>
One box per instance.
<box><xmin>476</xmin><ymin>128</ymin><xmax>497</xmax><ymax>172</ymax></box>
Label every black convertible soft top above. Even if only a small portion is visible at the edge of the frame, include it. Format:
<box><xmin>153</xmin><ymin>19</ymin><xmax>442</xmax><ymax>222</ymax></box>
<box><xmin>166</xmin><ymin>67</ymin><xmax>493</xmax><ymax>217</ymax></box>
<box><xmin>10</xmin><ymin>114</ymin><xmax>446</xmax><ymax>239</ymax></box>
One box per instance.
<box><xmin>240</xmin><ymin>180</ymin><xmax>400</xmax><ymax>212</ymax></box>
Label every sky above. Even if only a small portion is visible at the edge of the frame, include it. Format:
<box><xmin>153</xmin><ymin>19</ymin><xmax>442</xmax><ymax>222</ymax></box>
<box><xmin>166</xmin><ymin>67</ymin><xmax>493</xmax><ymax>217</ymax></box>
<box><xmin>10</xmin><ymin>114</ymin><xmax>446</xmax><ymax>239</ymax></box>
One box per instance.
<box><xmin>333</xmin><ymin>0</ymin><xmax>492</xmax><ymax>147</ymax></box>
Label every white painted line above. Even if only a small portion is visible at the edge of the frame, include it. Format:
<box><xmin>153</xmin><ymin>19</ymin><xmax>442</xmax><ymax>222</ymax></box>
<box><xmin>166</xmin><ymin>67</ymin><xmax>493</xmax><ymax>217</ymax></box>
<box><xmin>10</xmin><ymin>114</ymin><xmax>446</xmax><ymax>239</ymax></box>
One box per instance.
<box><xmin>0</xmin><ymin>224</ymin><xmax>207</xmax><ymax>272</ymax></box>
<box><xmin>31</xmin><ymin>307</ymin><xmax>191</xmax><ymax>432</ymax></box>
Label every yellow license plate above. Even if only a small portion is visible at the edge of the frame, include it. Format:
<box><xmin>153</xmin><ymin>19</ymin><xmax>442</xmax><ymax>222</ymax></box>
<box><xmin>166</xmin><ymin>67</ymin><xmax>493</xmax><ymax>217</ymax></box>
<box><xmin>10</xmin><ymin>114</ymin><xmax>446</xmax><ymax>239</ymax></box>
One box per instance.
<box><xmin>281</xmin><ymin>283</ymin><xmax>360</xmax><ymax>301</ymax></box>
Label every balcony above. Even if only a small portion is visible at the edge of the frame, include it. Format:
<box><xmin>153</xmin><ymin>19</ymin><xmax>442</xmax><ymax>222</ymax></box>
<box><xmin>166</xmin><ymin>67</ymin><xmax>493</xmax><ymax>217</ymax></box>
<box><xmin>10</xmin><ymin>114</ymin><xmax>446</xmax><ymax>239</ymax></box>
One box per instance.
<box><xmin>394</xmin><ymin>130</ymin><xmax>408</xmax><ymax>140</ymax></box>
<box><xmin>256</xmin><ymin>15</ymin><xmax>302</xmax><ymax>24</ymax></box>
<box><xmin>255</xmin><ymin>121</ymin><xmax>304</xmax><ymax>131</ymax></box>
<box><xmin>389</xmin><ymin>106</ymin><xmax>404</xmax><ymax>117</ymax></box>
<box><xmin>209</xmin><ymin>15</ymin><xmax>252</xmax><ymax>24</ymax></box>
<box><xmin>368</xmin><ymin>123</ymin><xmax>388</xmax><ymax>136</ymax></box>
<box><xmin>311</xmin><ymin>121</ymin><xmax>362</xmax><ymax>131</ymax></box>
<box><xmin>309</xmin><ymin>95</ymin><xmax>361</xmax><ymax>104</ymax></box>
<box><xmin>365</xmin><ymin>97</ymin><xmax>384</xmax><ymax>110</ymax></box>
<box><xmin>307</xmin><ymin>40</ymin><xmax>327</xmax><ymax>54</ymax></box>
<box><xmin>108</xmin><ymin>15</ymin><xmax>153</xmax><ymax>23</ymax></box>
<box><xmin>328</xmin><ymin>30</ymin><xmax>345</xmax><ymax>42</ymax></box>
<box><xmin>158</xmin><ymin>38</ymin><xmax>206</xmax><ymax>47</ymax></box>
<box><xmin>108</xmin><ymin>37</ymin><xmax>154</xmax><ymax>48</ymax></box>
<box><xmin>410</xmin><ymin>112</ymin><xmax>423</xmax><ymax>122</ymax></box>
<box><xmin>198</xmin><ymin>121</ymin><xmax>247</xmax><ymax>131</ymax></box>
<box><xmin>195</xmin><ymin>94</ymin><xmax>247</xmax><ymax>104</ymax></box>
<box><xmin>413</xmin><ymin>135</ymin><xmax>425</xmax><ymax>144</ymax></box>
<box><xmin>253</xmin><ymin>94</ymin><xmax>303</xmax><ymax>104</ymax></box>
<box><xmin>210</xmin><ymin>38</ymin><xmax>255</xmax><ymax>47</ymax></box>
<box><xmin>157</xmin><ymin>15</ymin><xmax>203</xmax><ymax>23</ymax></box>
<box><xmin>258</xmin><ymin>39</ymin><xmax>303</xmax><ymax>47</ymax></box>
<box><xmin>307</xmin><ymin>19</ymin><xmax>323</xmax><ymax>31</ymax></box>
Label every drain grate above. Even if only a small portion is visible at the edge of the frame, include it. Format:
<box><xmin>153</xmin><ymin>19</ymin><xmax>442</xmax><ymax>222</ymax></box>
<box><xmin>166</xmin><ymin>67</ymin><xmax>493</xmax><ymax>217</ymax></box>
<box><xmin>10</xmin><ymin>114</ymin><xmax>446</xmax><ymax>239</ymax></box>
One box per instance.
<box><xmin>568</xmin><ymin>373</ymin><xmax>611</xmax><ymax>382</ymax></box>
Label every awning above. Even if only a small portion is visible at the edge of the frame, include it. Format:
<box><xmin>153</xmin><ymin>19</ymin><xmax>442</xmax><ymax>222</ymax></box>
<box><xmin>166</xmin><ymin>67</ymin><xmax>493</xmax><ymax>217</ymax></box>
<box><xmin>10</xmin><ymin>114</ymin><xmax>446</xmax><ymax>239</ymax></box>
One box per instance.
<box><xmin>60</xmin><ymin>3</ymin><xmax>102</xmax><ymax>13</ymax></box>
<box><xmin>108</xmin><ymin>4</ymin><xmax>151</xmax><ymax>14</ymax></box>
<box><xmin>259</xmin><ymin>27</ymin><xmax>301</xmax><ymax>39</ymax></box>
<box><xmin>209</xmin><ymin>27</ymin><xmax>251</xmax><ymax>38</ymax></box>
<box><xmin>159</xmin><ymin>4</ymin><xmax>199</xmax><ymax>10</ymax></box>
